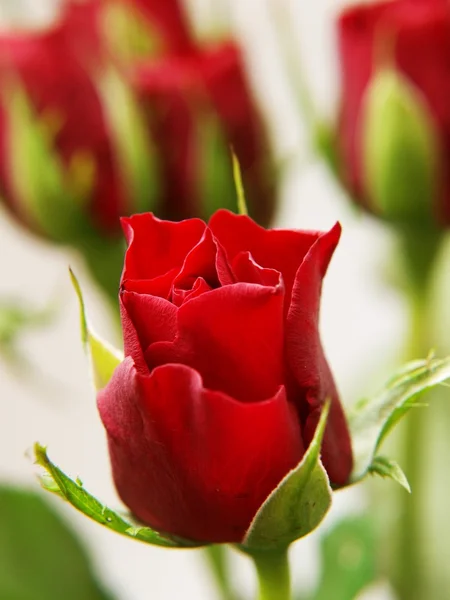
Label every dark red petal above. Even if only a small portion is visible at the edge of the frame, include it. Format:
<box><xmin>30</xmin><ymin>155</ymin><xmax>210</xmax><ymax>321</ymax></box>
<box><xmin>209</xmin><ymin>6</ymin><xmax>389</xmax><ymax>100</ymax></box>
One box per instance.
<box><xmin>172</xmin><ymin>277</ymin><xmax>212</xmax><ymax>307</ymax></box>
<box><xmin>146</xmin><ymin>282</ymin><xmax>285</xmax><ymax>402</ymax></box>
<box><xmin>121</xmin><ymin>290</ymin><xmax>177</xmax><ymax>358</ymax></box>
<box><xmin>172</xmin><ymin>227</ymin><xmax>219</xmax><ymax>294</ymax></box>
<box><xmin>97</xmin><ymin>360</ymin><xmax>303</xmax><ymax>543</ymax></box>
<box><xmin>122</xmin><ymin>268</ymin><xmax>179</xmax><ymax>299</ymax></box>
<box><xmin>209</xmin><ymin>210</ymin><xmax>320</xmax><ymax>305</ymax></box>
<box><xmin>121</xmin><ymin>213</ymin><xmax>206</xmax><ymax>283</ymax></box>
<box><xmin>120</xmin><ymin>294</ymin><xmax>151</xmax><ymax>374</ymax></box>
<box><xmin>231</xmin><ymin>251</ymin><xmax>281</xmax><ymax>287</ymax></box>
<box><xmin>286</xmin><ymin>223</ymin><xmax>353</xmax><ymax>485</ymax></box>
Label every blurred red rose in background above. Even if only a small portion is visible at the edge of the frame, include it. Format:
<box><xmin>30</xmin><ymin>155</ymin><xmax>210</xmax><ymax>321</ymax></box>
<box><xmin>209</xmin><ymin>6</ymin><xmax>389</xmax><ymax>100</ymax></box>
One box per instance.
<box><xmin>0</xmin><ymin>3</ymin><xmax>127</xmax><ymax>237</ymax></box>
<box><xmin>337</xmin><ymin>0</ymin><xmax>450</xmax><ymax>226</ymax></box>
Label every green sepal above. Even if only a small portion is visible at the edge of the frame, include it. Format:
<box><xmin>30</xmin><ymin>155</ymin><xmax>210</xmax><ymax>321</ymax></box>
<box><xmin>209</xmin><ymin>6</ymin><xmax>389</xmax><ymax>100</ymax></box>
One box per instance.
<box><xmin>241</xmin><ymin>401</ymin><xmax>332</xmax><ymax>551</ymax></box>
<box><xmin>232</xmin><ymin>151</ymin><xmax>248</xmax><ymax>217</ymax></box>
<box><xmin>69</xmin><ymin>269</ymin><xmax>123</xmax><ymax>390</ymax></box>
<box><xmin>34</xmin><ymin>444</ymin><xmax>203</xmax><ymax>549</ymax></box>
<box><xmin>349</xmin><ymin>356</ymin><xmax>450</xmax><ymax>482</ymax></box>
<box><xmin>362</xmin><ymin>68</ymin><xmax>439</xmax><ymax>227</ymax></box>
<box><xmin>369</xmin><ymin>456</ymin><xmax>411</xmax><ymax>493</ymax></box>
<box><xmin>5</xmin><ymin>83</ymin><xmax>92</xmax><ymax>243</ymax></box>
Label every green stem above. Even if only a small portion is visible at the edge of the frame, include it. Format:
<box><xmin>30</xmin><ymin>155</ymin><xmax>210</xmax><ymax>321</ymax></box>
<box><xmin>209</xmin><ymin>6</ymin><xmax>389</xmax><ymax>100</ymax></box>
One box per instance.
<box><xmin>203</xmin><ymin>546</ymin><xmax>237</xmax><ymax>600</ymax></box>
<box><xmin>79</xmin><ymin>235</ymin><xmax>125</xmax><ymax>327</ymax></box>
<box><xmin>392</xmin><ymin>228</ymin><xmax>443</xmax><ymax>600</ymax></box>
<box><xmin>251</xmin><ymin>548</ymin><xmax>291</xmax><ymax>600</ymax></box>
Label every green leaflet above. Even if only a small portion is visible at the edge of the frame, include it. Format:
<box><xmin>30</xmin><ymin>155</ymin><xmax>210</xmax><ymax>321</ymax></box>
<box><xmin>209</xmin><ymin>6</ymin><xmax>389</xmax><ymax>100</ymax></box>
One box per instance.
<box><xmin>369</xmin><ymin>456</ymin><xmax>411</xmax><ymax>493</ymax></box>
<box><xmin>242</xmin><ymin>402</ymin><xmax>332</xmax><ymax>551</ymax></box>
<box><xmin>69</xmin><ymin>269</ymin><xmax>123</xmax><ymax>391</ymax></box>
<box><xmin>34</xmin><ymin>444</ymin><xmax>202</xmax><ymax>549</ymax></box>
<box><xmin>349</xmin><ymin>356</ymin><xmax>450</xmax><ymax>482</ymax></box>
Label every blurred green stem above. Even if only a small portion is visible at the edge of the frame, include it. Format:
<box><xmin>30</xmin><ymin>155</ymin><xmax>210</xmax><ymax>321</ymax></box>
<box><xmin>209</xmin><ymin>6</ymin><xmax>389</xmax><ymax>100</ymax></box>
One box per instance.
<box><xmin>251</xmin><ymin>548</ymin><xmax>291</xmax><ymax>600</ymax></box>
<box><xmin>204</xmin><ymin>546</ymin><xmax>237</xmax><ymax>600</ymax></box>
<box><xmin>392</xmin><ymin>228</ymin><xmax>443</xmax><ymax>600</ymax></box>
<box><xmin>80</xmin><ymin>236</ymin><xmax>125</xmax><ymax>325</ymax></box>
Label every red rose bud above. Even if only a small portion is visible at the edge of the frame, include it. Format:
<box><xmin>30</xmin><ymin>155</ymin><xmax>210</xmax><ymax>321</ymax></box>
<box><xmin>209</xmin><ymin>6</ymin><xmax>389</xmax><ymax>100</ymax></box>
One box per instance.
<box><xmin>337</xmin><ymin>0</ymin><xmax>450</xmax><ymax>227</ymax></box>
<box><xmin>97</xmin><ymin>210</ymin><xmax>353</xmax><ymax>544</ymax></box>
<box><xmin>132</xmin><ymin>41</ymin><xmax>275</xmax><ymax>225</ymax></box>
<box><xmin>0</xmin><ymin>6</ymin><xmax>157</xmax><ymax>244</ymax></box>
<box><xmin>0</xmin><ymin>14</ymin><xmax>125</xmax><ymax>239</ymax></box>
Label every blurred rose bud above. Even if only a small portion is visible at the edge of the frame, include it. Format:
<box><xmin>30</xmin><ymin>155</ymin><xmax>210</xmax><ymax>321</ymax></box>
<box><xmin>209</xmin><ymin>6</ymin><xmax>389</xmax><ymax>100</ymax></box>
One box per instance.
<box><xmin>0</xmin><ymin>3</ymin><xmax>157</xmax><ymax>298</ymax></box>
<box><xmin>336</xmin><ymin>0</ymin><xmax>450</xmax><ymax>227</ymax></box>
<box><xmin>0</xmin><ymin>10</ymin><xmax>123</xmax><ymax>239</ymax></box>
<box><xmin>97</xmin><ymin>210</ymin><xmax>353</xmax><ymax>544</ymax></box>
<box><xmin>132</xmin><ymin>40</ymin><xmax>275</xmax><ymax>225</ymax></box>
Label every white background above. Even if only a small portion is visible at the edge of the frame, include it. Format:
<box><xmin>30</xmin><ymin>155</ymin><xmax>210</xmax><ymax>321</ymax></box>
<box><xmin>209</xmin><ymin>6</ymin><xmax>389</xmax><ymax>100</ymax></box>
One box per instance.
<box><xmin>0</xmin><ymin>1</ymin><xmax>405</xmax><ymax>598</ymax></box>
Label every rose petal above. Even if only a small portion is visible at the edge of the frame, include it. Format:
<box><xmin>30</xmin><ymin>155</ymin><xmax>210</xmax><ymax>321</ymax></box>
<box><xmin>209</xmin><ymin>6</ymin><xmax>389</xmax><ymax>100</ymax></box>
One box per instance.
<box><xmin>146</xmin><ymin>282</ymin><xmax>285</xmax><ymax>402</ymax></box>
<box><xmin>97</xmin><ymin>359</ymin><xmax>303</xmax><ymax>543</ymax></box>
<box><xmin>172</xmin><ymin>277</ymin><xmax>212</xmax><ymax>307</ymax></box>
<box><xmin>171</xmin><ymin>227</ymin><xmax>219</xmax><ymax>294</ymax></box>
<box><xmin>209</xmin><ymin>210</ymin><xmax>320</xmax><ymax>305</ymax></box>
<box><xmin>121</xmin><ymin>213</ymin><xmax>206</xmax><ymax>282</ymax></box>
<box><xmin>285</xmin><ymin>223</ymin><xmax>353</xmax><ymax>485</ymax></box>
<box><xmin>231</xmin><ymin>251</ymin><xmax>281</xmax><ymax>287</ymax></box>
<box><xmin>121</xmin><ymin>290</ymin><xmax>177</xmax><ymax>363</ymax></box>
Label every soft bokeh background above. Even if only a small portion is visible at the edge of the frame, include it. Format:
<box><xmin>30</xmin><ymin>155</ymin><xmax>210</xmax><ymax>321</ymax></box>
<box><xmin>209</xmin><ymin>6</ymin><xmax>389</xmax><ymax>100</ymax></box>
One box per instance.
<box><xmin>0</xmin><ymin>0</ymin><xmax>407</xmax><ymax>598</ymax></box>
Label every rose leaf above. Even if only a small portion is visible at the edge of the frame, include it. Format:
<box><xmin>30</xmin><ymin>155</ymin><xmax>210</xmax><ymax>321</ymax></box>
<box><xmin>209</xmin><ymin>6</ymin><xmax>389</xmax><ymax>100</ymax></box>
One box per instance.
<box><xmin>349</xmin><ymin>356</ymin><xmax>450</xmax><ymax>482</ymax></box>
<box><xmin>368</xmin><ymin>456</ymin><xmax>411</xmax><ymax>493</ymax></box>
<box><xmin>34</xmin><ymin>443</ymin><xmax>203</xmax><ymax>549</ymax></box>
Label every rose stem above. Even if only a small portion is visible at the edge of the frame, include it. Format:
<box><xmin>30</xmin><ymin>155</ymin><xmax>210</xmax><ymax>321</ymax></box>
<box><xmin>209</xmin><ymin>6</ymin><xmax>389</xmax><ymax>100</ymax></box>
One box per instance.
<box><xmin>391</xmin><ymin>228</ymin><xmax>443</xmax><ymax>600</ymax></box>
<box><xmin>204</xmin><ymin>545</ymin><xmax>237</xmax><ymax>600</ymax></box>
<box><xmin>250</xmin><ymin>547</ymin><xmax>292</xmax><ymax>600</ymax></box>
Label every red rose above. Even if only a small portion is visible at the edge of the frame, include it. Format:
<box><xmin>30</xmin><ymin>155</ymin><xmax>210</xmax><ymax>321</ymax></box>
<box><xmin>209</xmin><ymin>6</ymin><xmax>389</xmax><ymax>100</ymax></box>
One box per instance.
<box><xmin>132</xmin><ymin>40</ymin><xmax>275</xmax><ymax>225</ymax></box>
<box><xmin>337</xmin><ymin>0</ymin><xmax>450</xmax><ymax>224</ymax></box>
<box><xmin>97</xmin><ymin>210</ymin><xmax>353</xmax><ymax>544</ymax></box>
<box><xmin>0</xmin><ymin>7</ymin><xmax>126</xmax><ymax>236</ymax></box>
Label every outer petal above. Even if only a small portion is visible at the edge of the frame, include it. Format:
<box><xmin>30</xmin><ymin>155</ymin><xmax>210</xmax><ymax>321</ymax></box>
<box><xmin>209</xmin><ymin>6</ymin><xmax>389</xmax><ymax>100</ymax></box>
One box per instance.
<box><xmin>121</xmin><ymin>213</ymin><xmax>206</xmax><ymax>282</ymax></box>
<box><xmin>209</xmin><ymin>209</ymin><xmax>321</xmax><ymax>307</ymax></box>
<box><xmin>146</xmin><ymin>282</ymin><xmax>285</xmax><ymax>402</ymax></box>
<box><xmin>286</xmin><ymin>223</ymin><xmax>353</xmax><ymax>486</ymax></box>
<box><xmin>97</xmin><ymin>359</ymin><xmax>303</xmax><ymax>543</ymax></box>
